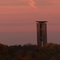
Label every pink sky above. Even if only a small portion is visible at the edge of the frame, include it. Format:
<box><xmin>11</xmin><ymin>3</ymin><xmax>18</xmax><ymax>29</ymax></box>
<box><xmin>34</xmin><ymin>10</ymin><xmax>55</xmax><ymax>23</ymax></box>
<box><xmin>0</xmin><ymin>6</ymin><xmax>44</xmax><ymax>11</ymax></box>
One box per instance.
<box><xmin>0</xmin><ymin>0</ymin><xmax>60</xmax><ymax>45</ymax></box>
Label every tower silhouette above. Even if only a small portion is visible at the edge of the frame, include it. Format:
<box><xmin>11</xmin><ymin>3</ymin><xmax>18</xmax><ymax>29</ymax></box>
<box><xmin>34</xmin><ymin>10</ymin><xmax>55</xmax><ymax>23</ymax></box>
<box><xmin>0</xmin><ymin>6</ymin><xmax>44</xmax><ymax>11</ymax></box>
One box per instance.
<box><xmin>36</xmin><ymin>21</ymin><xmax>47</xmax><ymax>47</ymax></box>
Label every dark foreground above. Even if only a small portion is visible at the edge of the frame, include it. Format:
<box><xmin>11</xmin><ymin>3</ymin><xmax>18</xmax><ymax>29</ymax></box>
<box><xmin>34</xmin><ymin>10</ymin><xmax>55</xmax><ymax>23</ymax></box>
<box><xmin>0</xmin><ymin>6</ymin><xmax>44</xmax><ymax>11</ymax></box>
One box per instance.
<box><xmin>0</xmin><ymin>43</ymin><xmax>60</xmax><ymax>60</ymax></box>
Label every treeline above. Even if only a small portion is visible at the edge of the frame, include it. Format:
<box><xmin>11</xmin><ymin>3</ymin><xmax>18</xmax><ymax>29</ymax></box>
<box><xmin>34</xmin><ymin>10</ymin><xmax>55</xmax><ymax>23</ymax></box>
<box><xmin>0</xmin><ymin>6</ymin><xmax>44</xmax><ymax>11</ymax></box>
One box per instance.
<box><xmin>0</xmin><ymin>43</ymin><xmax>60</xmax><ymax>60</ymax></box>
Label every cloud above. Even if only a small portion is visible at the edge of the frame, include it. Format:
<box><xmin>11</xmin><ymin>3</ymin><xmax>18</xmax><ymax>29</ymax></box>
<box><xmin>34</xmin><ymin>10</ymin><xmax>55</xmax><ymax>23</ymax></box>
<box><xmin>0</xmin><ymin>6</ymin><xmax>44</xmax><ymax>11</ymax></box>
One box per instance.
<box><xmin>0</xmin><ymin>22</ymin><xmax>34</xmax><ymax>26</ymax></box>
<box><xmin>34</xmin><ymin>0</ymin><xmax>60</xmax><ymax>7</ymax></box>
<box><xmin>0</xmin><ymin>0</ymin><xmax>60</xmax><ymax>7</ymax></box>
<box><xmin>29</xmin><ymin>0</ymin><xmax>37</xmax><ymax>8</ymax></box>
<box><xmin>34</xmin><ymin>0</ymin><xmax>52</xmax><ymax>7</ymax></box>
<box><xmin>0</xmin><ymin>0</ymin><xmax>29</xmax><ymax>6</ymax></box>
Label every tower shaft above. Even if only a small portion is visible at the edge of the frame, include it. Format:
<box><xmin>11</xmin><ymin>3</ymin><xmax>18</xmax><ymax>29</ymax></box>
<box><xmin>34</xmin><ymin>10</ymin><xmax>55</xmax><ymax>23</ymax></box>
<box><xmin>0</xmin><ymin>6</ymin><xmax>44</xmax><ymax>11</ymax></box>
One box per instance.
<box><xmin>36</xmin><ymin>21</ymin><xmax>47</xmax><ymax>47</ymax></box>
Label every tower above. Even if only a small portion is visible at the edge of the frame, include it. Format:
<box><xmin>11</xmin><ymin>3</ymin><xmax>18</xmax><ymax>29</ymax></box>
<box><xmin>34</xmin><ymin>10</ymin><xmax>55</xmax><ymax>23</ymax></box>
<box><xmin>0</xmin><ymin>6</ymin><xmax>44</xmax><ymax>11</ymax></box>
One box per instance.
<box><xmin>36</xmin><ymin>21</ymin><xmax>47</xmax><ymax>47</ymax></box>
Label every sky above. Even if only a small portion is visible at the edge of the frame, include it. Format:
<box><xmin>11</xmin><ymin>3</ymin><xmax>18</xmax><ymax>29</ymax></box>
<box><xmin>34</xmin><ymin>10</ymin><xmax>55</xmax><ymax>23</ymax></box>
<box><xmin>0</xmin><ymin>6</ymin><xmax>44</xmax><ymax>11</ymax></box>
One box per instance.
<box><xmin>0</xmin><ymin>0</ymin><xmax>60</xmax><ymax>45</ymax></box>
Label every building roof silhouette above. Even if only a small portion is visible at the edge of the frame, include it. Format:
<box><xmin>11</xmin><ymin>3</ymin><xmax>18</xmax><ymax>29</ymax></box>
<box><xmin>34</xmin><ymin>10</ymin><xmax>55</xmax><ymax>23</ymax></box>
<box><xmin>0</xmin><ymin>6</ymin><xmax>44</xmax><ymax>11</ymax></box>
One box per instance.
<box><xmin>36</xmin><ymin>21</ymin><xmax>47</xmax><ymax>23</ymax></box>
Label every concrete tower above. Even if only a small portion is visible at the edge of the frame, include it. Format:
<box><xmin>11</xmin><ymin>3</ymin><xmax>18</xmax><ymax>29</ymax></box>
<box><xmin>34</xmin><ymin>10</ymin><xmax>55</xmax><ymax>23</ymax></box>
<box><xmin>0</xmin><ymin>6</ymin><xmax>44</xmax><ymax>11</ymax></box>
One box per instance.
<box><xmin>36</xmin><ymin>21</ymin><xmax>47</xmax><ymax>47</ymax></box>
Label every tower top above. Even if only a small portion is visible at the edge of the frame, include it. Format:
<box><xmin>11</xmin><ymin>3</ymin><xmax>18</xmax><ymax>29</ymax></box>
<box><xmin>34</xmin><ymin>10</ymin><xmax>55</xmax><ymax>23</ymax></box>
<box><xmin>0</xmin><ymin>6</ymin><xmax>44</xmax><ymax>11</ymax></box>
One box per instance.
<box><xmin>36</xmin><ymin>21</ymin><xmax>47</xmax><ymax>23</ymax></box>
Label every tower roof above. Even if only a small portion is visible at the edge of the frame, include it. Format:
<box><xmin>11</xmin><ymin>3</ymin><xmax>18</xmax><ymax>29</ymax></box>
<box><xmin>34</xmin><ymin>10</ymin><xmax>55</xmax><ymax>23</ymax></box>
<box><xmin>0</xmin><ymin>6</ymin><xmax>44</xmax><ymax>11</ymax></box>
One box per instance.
<box><xmin>36</xmin><ymin>21</ymin><xmax>47</xmax><ymax>23</ymax></box>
